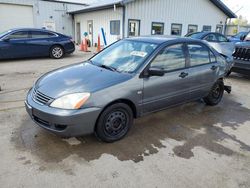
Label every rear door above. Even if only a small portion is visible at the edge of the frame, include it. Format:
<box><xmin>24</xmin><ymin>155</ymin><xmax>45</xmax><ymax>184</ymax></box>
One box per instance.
<box><xmin>28</xmin><ymin>31</ymin><xmax>57</xmax><ymax>56</ymax></box>
<box><xmin>142</xmin><ymin>43</ymin><xmax>192</xmax><ymax>114</ymax></box>
<box><xmin>186</xmin><ymin>42</ymin><xmax>219</xmax><ymax>99</ymax></box>
<box><xmin>0</xmin><ymin>31</ymin><xmax>30</xmax><ymax>58</ymax></box>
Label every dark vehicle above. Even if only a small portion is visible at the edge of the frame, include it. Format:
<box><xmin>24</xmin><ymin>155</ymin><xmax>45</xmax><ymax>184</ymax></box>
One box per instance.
<box><xmin>232</xmin><ymin>31</ymin><xmax>250</xmax><ymax>75</ymax></box>
<box><xmin>228</xmin><ymin>32</ymin><xmax>248</xmax><ymax>43</ymax></box>
<box><xmin>186</xmin><ymin>32</ymin><xmax>235</xmax><ymax>59</ymax></box>
<box><xmin>25</xmin><ymin>37</ymin><xmax>228</xmax><ymax>142</ymax></box>
<box><xmin>0</xmin><ymin>28</ymin><xmax>75</xmax><ymax>59</ymax></box>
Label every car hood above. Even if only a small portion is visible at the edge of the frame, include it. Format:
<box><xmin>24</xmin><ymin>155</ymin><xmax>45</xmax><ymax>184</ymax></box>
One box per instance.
<box><xmin>235</xmin><ymin>41</ymin><xmax>250</xmax><ymax>48</ymax></box>
<box><xmin>208</xmin><ymin>42</ymin><xmax>235</xmax><ymax>58</ymax></box>
<box><xmin>35</xmin><ymin>62</ymin><xmax>132</xmax><ymax>99</ymax></box>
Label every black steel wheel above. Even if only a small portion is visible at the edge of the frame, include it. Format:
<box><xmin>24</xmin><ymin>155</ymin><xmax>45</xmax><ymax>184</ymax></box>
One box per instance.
<box><xmin>203</xmin><ymin>80</ymin><xmax>224</xmax><ymax>106</ymax></box>
<box><xmin>95</xmin><ymin>103</ymin><xmax>133</xmax><ymax>143</ymax></box>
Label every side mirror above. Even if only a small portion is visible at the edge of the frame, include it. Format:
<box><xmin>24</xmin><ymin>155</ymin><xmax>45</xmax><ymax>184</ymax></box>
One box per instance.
<box><xmin>148</xmin><ymin>67</ymin><xmax>165</xmax><ymax>77</ymax></box>
<box><xmin>240</xmin><ymin>35</ymin><xmax>246</xmax><ymax>41</ymax></box>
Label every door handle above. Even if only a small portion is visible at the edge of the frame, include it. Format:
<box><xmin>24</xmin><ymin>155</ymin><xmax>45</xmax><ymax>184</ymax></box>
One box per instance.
<box><xmin>211</xmin><ymin>65</ymin><xmax>218</xmax><ymax>70</ymax></box>
<box><xmin>179</xmin><ymin>72</ymin><xmax>189</xmax><ymax>78</ymax></box>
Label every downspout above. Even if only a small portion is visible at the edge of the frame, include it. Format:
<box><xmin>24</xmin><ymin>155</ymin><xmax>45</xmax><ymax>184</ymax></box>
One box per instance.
<box><xmin>224</xmin><ymin>17</ymin><xmax>229</xmax><ymax>35</ymax></box>
<box><xmin>122</xmin><ymin>5</ymin><xmax>126</xmax><ymax>39</ymax></box>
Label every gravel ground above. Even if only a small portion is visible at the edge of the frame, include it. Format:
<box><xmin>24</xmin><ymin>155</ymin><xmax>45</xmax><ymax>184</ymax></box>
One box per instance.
<box><xmin>0</xmin><ymin>50</ymin><xmax>250</xmax><ymax>188</ymax></box>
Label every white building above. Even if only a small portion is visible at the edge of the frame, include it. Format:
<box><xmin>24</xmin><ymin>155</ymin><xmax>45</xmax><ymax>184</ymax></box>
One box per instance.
<box><xmin>0</xmin><ymin>0</ymin><xmax>87</xmax><ymax>36</ymax></box>
<box><xmin>70</xmin><ymin>0</ymin><xmax>236</xmax><ymax>46</ymax></box>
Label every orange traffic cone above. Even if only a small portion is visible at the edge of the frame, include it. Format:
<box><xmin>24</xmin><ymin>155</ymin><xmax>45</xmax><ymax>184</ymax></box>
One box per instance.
<box><xmin>80</xmin><ymin>38</ymin><xmax>88</xmax><ymax>52</ymax></box>
<box><xmin>97</xmin><ymin>35</ymin><xmax>101</xmax><ymax>52</ymax></box>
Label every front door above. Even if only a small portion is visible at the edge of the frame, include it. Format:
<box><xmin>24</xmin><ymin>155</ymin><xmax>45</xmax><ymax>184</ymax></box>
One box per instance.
<box><xmin>142</xmin><ymin>43</ymin><xmax>191</xmax><ymax>114</ymax></box>
<box><xmin>128</xmin><ymin>19</ymin><xmax>140</xmax><ymax>37</ymax></box>
<box><xmin>0</xmin><ymin>31</ymin><xmax>30</xmax><ymax>58</ymax></box>
<box><xmin>87</xmin><ymin>20</ymin><xmax>93</xmax><ymax>46</ymax></box>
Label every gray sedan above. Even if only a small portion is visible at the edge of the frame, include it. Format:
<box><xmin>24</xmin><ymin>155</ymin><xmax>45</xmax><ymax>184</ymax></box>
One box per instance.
<box><xmin>25</xmin><ymin>37</ymin><xmax>227</xmax><ymax>142</ymax></box>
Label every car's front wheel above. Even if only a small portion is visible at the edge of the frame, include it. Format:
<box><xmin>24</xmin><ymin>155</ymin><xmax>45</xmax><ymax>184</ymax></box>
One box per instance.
<box><xmin>203</xmin><ymin>80</ymin><xmax>224</xmax><ymax>106</ymax></box>
<box><xmin>95</xmin><ymin>103</ymin><xmax>133</xmax><ymax>143</ymax></box>
<box><xmin>50</xmin><ymin>45</ymin><xmax>64</xmax><ymax>59</ymax></box>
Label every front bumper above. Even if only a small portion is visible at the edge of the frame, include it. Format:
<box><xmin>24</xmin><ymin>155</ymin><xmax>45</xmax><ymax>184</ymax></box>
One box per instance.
<box><xmin>25</xmin><ymin>91</ymin><xmax>102</xmax><ymax>137</ymax></box>
<box><xmin>231</xmin><ymin>59</ymin><xmax>250</xmax><ymax>75</ymax></box>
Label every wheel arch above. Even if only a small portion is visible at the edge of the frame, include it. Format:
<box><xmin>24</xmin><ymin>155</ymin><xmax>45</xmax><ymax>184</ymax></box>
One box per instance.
<box><xmin>94</xmin><ymin>98</ymin><xmax>138</xmax><ymax>131</ymax></box>
<box><xmin>50</xmin><ymin>44</ymin><xmax>65</xmax><ymax>53</ymax></box>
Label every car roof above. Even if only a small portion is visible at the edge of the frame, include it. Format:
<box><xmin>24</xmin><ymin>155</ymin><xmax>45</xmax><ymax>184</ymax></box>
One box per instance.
<box><xmin>8</xmin><ymin>28</ymin><xmax>57</xmax><ymax>34</ymax></box>
<box><xmin>125</xmin><ymin>35</ymin><xmax>205</xmax><ymax>45</ymax></box>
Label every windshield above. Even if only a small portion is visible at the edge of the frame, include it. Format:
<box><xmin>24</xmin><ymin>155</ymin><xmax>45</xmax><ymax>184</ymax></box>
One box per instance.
<box><xmin>0</xmin><ymin>30</ymin><xmax>11</xmax><ymax>38</ymax></box>
<box><xmin>90</xmin><ymin>40</ymin><xmax>158</xmax><ymax>73</ymax></box>
<box><xmin>186</xmin><ymin>32</ymin><xmax>204</xmax><ymax>39</ymax></box>
<box><xmin>245</xmin><ymin>32</ymin><xmax>250</xmax><ymax>41</ymax></box>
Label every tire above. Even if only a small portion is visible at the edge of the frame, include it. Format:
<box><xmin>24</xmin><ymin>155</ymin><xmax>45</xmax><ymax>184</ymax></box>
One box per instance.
<box><xmin>203</xmin><ymin>80</ymin><xmax>224</xmax><ymax>106</ymax></box>
<box><xmin>95</xmin><ymin>103</ymin><xmax>133</xmax><ymax>143</ymax></box>
<box><xmin>226</xmin><ymin>69</ymin><xmax>232</xmax><ymax>77</ymax></box>
<box><xmin>50</xmin><ymin>45</ymin><xmax>64</xmax><ymax>59</ymax></box>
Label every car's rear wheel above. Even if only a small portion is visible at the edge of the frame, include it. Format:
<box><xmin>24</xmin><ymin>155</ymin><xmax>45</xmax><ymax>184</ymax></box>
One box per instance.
<box><xmin>50</xmin><ymin>45</ymin><xmax>64</xmax><ymax>59</ymax></box>
<box><xmin>95</xmin><ymin>103</ymin><xmax>133</xmax><ymax>143</ymax></box>
<box><xmin>203</xmin><ymin>80</ymin><xmax>224</xmax><ymax>106</ymax></box>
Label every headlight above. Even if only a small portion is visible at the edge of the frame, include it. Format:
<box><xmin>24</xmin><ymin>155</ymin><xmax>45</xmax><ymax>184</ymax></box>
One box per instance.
<box><xmin>50</xmin><ymin>93</ymin><xmax>90</xmax><ymax>110</ymax></box>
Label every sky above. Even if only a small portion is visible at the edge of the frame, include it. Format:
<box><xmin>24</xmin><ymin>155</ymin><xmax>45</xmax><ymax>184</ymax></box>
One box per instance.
<box><xmin>222</xmin><ymin>0</ymin><xmax>250</xmax><ymax>21</ymax></box>
<box><xmin>58</xmin><ymin>0</ymin><xmax>250</xmax><ymax>21</ymax></box>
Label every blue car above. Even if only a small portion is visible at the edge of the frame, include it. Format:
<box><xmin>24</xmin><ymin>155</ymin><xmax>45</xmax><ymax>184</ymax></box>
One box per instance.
<box><xmin>228</xmin><ymin>32</ymin><xmax>248</xmax><ymax>43</ymax></box>
<box><xmin>0</xmin><ymin>28</ymin><xmax>75</xmax><ymax>59</ymax></box>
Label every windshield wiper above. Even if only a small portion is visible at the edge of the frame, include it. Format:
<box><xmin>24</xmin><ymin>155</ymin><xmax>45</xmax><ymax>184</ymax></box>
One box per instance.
<box><xmin>99</xmin><ymin>64</ymin><xmax>118</xmax><ymax>72</ymax></box>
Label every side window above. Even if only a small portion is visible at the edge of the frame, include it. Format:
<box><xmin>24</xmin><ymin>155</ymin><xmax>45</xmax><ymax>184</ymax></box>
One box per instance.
<box><xmin>150</xmin><ymin>44</ymin><xmax>186</xmax><ymax>71</ymax></box>
<box><xmin>204</xmin><ymin>34</ymin><xmax>217</xmax><ymax>42</ymax></box>
<box><xmin>31</xmin><ymin>31</ymin><xmax>55</xmax><ymax>38</ymax></box>
<box><xmin>188</xmin><ymin>44</ymin><xmax>210</xmax><ymax>66</ymax></box>
<box><xmin>216</xmin><ymin>34</ymin><xmax>228</xmax><ymax>42</ymax></box>
<box><xmin>8</xmin><ymin>31</ymin><xmax>29</xmax><ymax>39</ymax></box>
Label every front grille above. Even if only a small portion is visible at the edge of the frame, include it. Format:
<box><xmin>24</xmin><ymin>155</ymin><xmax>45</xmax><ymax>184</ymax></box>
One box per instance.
<box><xmin>233</xmin><ymin>47</ymin><xmax>250</xmax><ymax>61</ymax></box>
<box><xmin>32</xmin><ymin>88</ymin><xmax>53</xmax><ymax>105</ymax></box>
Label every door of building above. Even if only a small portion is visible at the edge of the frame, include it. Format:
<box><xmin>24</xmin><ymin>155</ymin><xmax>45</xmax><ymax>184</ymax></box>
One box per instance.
<box><xmin>76</xmin><ymin>22</ymin><xmax>81</xmax><ymax>44</ymax></box>
<box><xmin>87</xmin><ymin>20</ymin><xmax>93</xmax><ymax>46</ymax></box>
<box><xmin>128</xmin><ymin>19</ymin><xmax>140</xmax><ymax>37</ymax></box>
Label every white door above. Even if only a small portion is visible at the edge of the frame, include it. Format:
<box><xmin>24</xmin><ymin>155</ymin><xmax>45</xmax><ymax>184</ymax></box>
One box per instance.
<box><xmin>0</xmin><ymin>4</ymin><xmax>34</xmax><ymax>32</ymax></box>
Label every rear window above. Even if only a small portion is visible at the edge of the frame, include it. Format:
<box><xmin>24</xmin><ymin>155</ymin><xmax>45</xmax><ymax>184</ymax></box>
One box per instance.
<box><xmin>186</xmin><ymin>32</ymin><xmax>204</xmax><ymax>39</ymax></box>
<box><xmin>31</xmin><ymin>31</ymin><xmax>56</xmax><ymax>38</ymax></box>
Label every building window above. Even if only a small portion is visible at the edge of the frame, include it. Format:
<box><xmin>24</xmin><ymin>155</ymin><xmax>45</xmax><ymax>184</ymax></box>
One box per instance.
<box><xmin>216</xmin><ymin>25</ymin><xmax>223</xmax><ymax>34</ymax></box>
<box><xmin>203</xmin><ymin>25</ymin><xmax>212</xmax><ymax>32</ymax></box>
<box><xmin>151</xmin><ymin>22</ymin><xmax>164</xmax><ymax>35</ymax></box>
<box><xmin>110</xmin><ymin>20</ymin><xmax>120</xmax><ymax>35</ymax></box>
<box><xmin>171</xmin><ymin>23</ymin><xmax>182</xmax><ymax>36</ymax></box>
<box><xmin>128</xmin><ymin>19</ymin><xmax>140</xmax><ymax>37</ymax></box>
<box><xmin>187</xmin><ymin>25</ymin><xmax>198</xmax><ymax>34</ymax></box>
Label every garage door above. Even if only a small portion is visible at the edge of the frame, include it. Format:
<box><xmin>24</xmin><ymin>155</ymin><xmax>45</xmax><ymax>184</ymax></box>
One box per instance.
<box><xmin>0</xmin><ymin>3</ymin><xmax>34</xmax><ymax>33</ymax></box>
